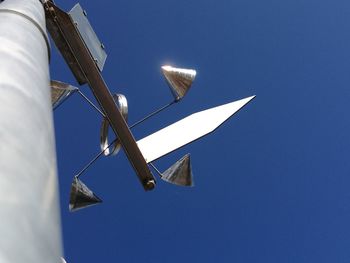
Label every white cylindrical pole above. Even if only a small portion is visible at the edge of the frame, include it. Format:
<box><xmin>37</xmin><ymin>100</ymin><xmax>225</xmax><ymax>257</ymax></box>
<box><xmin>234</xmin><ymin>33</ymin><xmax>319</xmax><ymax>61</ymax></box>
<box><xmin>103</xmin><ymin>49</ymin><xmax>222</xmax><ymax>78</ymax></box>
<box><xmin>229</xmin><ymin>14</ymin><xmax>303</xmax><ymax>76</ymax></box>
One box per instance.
<box><xmin>0</xmin><ymin>0</ymin><xmax>62</xmax><ymax>262</ymax></box>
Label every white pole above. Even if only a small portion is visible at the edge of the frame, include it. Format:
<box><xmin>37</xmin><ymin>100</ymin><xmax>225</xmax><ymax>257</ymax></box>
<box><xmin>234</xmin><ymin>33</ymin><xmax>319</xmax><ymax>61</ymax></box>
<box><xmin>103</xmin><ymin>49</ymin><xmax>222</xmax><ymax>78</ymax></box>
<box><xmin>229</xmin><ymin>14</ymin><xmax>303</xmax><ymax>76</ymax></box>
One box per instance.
<box><xmin>0</xmin><ymin>0</ymin><xmax>62</xmax><ymax>263</ymax></box>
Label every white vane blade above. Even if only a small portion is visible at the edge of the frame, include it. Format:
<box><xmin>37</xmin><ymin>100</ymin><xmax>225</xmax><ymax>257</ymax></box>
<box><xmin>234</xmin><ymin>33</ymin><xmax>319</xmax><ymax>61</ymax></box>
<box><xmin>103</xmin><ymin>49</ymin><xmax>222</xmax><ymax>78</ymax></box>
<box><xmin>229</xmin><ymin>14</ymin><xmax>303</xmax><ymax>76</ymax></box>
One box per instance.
<box><xmin>137</xmin><ymin>95</ymin><xmax>255</xmax><ymax>163</ymax></box>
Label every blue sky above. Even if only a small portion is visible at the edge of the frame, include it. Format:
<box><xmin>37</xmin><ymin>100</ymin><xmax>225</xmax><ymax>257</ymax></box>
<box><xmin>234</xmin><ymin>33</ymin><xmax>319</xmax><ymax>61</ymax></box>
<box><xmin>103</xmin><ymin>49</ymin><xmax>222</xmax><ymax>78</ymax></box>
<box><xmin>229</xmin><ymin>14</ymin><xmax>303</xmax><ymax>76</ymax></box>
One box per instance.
<box><xmin>51</xmin><ymin>0</ymin><xmax>350</xmax><ymax>262</ymax></box>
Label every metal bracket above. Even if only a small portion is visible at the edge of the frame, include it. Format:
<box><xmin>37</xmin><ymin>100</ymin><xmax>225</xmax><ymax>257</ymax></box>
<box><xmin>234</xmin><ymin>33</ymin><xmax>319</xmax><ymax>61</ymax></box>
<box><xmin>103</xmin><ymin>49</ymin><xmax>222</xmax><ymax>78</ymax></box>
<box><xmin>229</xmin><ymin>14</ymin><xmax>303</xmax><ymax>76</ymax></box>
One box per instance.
<box><xmin>44</xmin><ymin>1</ymin><xmax>156</xmax><ymax>191</ymax></box>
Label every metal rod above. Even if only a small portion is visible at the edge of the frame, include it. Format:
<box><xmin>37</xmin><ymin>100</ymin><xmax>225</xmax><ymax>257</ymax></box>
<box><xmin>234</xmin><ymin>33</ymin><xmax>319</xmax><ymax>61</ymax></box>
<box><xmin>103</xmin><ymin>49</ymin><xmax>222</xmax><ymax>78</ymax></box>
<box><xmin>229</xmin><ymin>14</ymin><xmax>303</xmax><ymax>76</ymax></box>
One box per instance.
<box><xmin>149</xmin><ymin>162</ymin><xmax>163</xmax><ymax>178</ymax></box>
<box><xmin>0</xmin><ymin>1</ymin><xmax>63</xmax><ymax>261</ymax></box>
<box><xmin>77</xmin><ymin>90</ymin><xmax>105</xmax><ymax>117</ymax></box>
<box><xmin>76</xmin><ymin>144</ymin><xmax>109</xmax><ymax>178</ymax></box>
<box><xmin>75</xmin><ymin>100</ymin><xmax>176</xmax><ymax>178</ymax></box>
<box><xmin>129</xmin><ymin>100</ymin><xmax>175</xmax><ymax>129</ymax></box>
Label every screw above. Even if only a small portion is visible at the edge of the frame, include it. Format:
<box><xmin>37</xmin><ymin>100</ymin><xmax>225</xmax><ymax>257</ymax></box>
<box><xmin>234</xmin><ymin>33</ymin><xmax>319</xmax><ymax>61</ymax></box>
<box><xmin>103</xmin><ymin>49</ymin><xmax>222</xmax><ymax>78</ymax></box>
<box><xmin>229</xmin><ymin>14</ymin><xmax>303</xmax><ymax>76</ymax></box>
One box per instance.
<box><xmin>144</xmin><ymin>179</ymin><xmax>156</xmax><ymax>191</ymax></box>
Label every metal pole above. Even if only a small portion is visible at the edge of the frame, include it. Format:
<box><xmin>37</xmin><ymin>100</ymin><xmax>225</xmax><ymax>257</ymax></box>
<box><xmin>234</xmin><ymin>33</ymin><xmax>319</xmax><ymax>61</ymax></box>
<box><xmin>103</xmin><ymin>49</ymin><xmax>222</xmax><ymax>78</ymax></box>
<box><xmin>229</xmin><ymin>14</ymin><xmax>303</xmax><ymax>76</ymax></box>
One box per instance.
<box><xmin>0</xmin><ymin>0</ymin><xmax>62</xmax><ymax>263</ymax></box>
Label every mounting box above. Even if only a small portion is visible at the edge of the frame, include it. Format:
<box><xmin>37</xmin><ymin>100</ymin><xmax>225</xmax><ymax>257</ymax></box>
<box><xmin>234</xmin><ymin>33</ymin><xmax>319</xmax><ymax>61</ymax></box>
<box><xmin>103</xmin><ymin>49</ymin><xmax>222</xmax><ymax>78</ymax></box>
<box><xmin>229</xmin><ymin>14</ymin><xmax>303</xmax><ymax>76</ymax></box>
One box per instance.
<box><xmin>69</xmin><ymin>3</ymin><xmax>107</xmax><ymax>71</ymax></box>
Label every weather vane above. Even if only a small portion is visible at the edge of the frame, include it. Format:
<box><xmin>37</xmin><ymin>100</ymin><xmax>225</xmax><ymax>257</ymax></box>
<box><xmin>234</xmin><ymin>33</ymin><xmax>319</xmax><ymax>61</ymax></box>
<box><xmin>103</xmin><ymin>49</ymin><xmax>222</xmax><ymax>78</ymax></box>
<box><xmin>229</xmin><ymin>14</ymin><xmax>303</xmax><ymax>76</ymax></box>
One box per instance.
<box><xmin>44</xmin><ymin>1</ymin><xmax>255</xmax><ymax>212</ymax></box>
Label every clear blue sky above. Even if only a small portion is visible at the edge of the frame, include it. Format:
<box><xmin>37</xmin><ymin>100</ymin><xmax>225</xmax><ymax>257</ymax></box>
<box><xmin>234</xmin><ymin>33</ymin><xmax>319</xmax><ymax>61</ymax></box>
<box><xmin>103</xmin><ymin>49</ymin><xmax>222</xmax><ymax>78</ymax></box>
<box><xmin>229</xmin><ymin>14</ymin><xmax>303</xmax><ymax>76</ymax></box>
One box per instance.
<box><xmin>51</xmin><ymin>0</ymin><xmax>350</xmax><ymax>262</ymax></box>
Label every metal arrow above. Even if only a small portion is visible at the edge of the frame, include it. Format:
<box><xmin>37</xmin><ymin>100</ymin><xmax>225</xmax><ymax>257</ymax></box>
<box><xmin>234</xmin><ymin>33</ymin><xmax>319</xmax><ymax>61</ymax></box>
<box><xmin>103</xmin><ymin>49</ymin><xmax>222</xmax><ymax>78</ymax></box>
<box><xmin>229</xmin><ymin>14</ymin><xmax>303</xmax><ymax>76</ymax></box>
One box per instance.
<box><xmin>137</xmin><ymin>95</ymin><xmax>256</xmax><ymax>163</ymax></box>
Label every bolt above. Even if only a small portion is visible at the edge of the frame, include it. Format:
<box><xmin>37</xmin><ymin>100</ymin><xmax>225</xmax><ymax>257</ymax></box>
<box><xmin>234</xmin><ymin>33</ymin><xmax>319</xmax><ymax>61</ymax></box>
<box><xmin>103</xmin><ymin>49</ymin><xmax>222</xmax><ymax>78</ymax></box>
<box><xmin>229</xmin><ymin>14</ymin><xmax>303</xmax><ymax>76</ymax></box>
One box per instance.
<box><xmin>144</xmin><ymin>179</ymin><xmax>156</xmax><ymax>191</ymax></box>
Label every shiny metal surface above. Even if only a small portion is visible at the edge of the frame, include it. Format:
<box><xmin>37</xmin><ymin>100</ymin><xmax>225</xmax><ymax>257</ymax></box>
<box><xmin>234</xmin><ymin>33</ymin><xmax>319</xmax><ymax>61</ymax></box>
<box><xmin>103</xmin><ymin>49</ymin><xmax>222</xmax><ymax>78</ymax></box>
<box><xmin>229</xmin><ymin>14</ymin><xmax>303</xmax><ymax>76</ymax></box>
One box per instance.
<box><xmin>0</xmin><ymin>0</ymin><xmax>50</xmax><ymax>59</ymax></box>
<box><xmin>44</xmin><ymin>2</ymin><xmax>86</xmax><ymax>84</ymax></box>
<box><xmin>138</xmin><ymin>96</ymin><xmax>256</xmax><ymax>163</ymax></box>
<box><xmin>69</xmin><ymin>176</ymin><xmax>102</xmax><ymax>212</ymax></box>
<box><xmin>45</xmin><ymin>1</ymin><xmax>156</xmax><ymax>191</ymax></box>
<box><xmin>100</xmin><ymin>94</ymin><xmax>128</xmax><ymax>156</ymax></box>
<box><xmin>0</xmin><ymin>0</ymin><xmax>62</xmax><ymax>262</ymax></box>
<box><xmin>69</xmin><ymin>3</ymin><xmax>107</xmax><ymax>72</ymax></box>
<box><xmin>161</xmin><ymin>65</ymin><xmax>196</xmax><ymax>101</ymax></box>
<box><xmin>161</xmin><ymin>154</ymin><xmax>193</xmax><ymax>186</ymax></box>
<box><xmin>51</xmin><ymin>80</ymin><xmax>78</xmax><ymax>109</ymax></box>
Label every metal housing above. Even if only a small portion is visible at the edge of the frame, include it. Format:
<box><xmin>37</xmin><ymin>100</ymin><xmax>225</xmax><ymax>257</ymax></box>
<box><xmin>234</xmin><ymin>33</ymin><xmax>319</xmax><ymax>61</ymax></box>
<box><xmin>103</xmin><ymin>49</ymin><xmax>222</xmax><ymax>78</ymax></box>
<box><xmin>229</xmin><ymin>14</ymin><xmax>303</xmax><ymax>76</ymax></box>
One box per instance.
<box><xmin>69</xmin><ymin>3</ymin><xmax>107</xmax><ymax>72</ymax></box>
